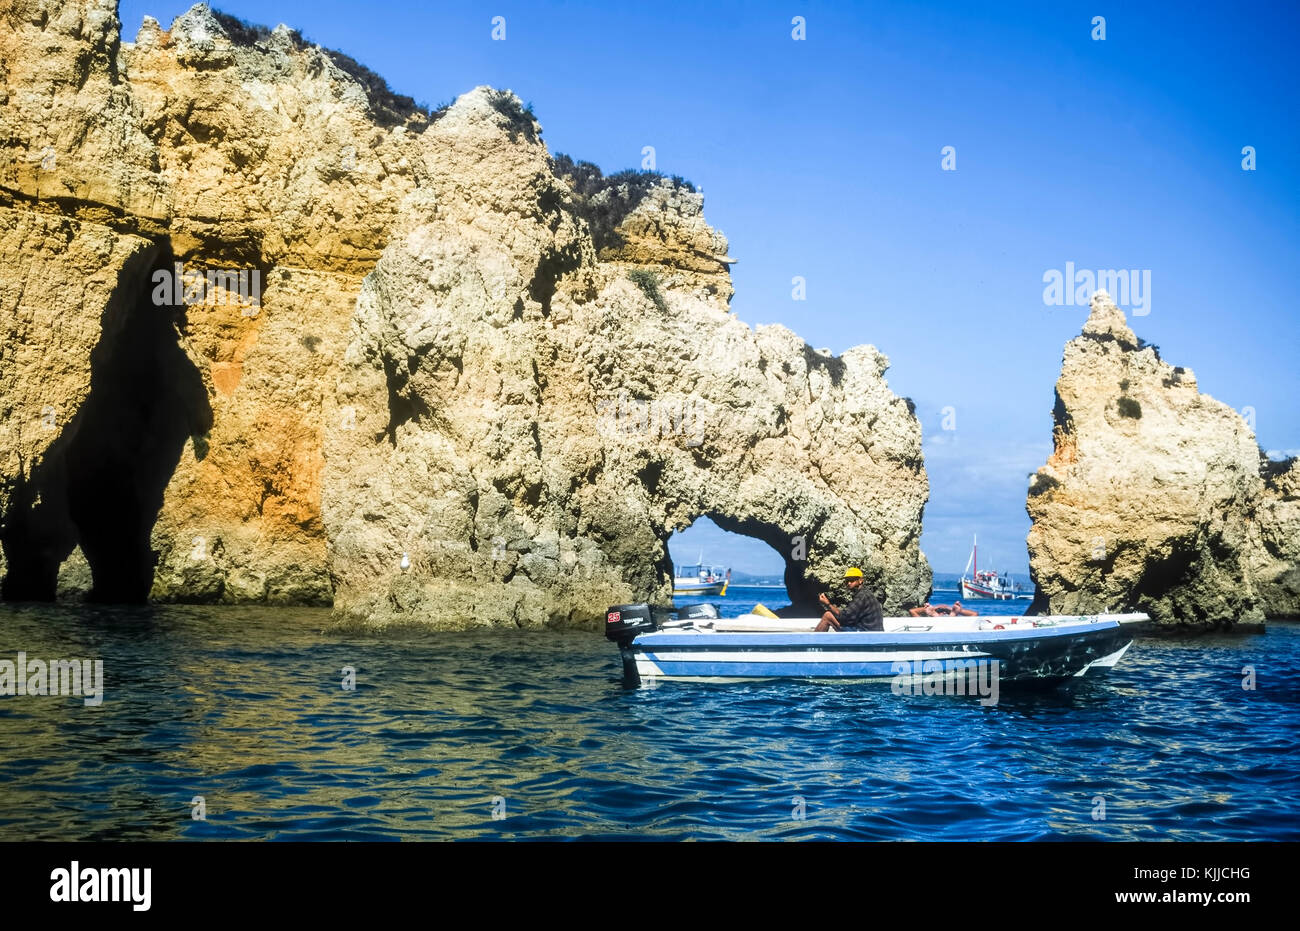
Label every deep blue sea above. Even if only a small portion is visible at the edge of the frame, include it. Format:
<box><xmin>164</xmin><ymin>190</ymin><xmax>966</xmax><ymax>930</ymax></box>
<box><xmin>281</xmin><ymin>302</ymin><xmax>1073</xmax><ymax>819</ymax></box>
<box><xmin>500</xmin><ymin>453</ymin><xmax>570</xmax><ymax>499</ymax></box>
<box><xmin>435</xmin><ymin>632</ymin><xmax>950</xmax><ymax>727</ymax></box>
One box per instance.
<box><xmin>1</xmin><ymin>585</ymin><xmax>1296</xmax><ymax>840</ymax></box>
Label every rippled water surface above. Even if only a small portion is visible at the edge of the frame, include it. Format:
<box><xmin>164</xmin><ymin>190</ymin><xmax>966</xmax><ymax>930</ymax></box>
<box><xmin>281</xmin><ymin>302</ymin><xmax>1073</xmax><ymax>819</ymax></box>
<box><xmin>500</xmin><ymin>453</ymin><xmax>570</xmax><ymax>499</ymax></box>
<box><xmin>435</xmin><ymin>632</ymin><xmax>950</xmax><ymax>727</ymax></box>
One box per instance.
<box><xmin>1</xmin><ymin>589</ymin><xmax>1296</xmax><ymax>840</ymax></box>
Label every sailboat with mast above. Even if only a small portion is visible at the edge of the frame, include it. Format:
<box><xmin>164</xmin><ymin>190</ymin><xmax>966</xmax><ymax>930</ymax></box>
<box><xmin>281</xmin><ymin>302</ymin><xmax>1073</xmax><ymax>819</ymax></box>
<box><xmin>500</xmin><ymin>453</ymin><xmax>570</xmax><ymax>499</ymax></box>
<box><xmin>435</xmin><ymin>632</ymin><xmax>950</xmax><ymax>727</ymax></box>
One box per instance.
<box><xmin>958</xmin><ymin>534</ymin><xmax>1024</xmax><ymax>600</ymax></box>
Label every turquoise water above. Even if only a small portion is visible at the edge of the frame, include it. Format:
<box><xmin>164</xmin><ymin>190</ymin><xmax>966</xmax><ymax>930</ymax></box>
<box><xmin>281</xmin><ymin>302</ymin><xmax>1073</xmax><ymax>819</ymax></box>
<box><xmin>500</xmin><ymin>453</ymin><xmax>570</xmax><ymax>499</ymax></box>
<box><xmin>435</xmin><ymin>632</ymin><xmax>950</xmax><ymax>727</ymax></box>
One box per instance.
<box><xmin>1</xmin><ymin>587</ymin><xmax>1296</xmax><ymax>840</ymax></box>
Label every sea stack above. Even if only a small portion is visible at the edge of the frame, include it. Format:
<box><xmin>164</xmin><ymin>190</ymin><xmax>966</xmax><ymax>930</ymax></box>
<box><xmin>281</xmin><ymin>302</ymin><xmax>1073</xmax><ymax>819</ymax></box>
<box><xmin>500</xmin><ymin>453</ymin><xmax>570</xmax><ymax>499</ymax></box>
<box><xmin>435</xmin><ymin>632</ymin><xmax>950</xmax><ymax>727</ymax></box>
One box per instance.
<box><xmin>1026</xmin><ymin>291</ymin><xmax>1298</xmax><ymax>627</ymax></box>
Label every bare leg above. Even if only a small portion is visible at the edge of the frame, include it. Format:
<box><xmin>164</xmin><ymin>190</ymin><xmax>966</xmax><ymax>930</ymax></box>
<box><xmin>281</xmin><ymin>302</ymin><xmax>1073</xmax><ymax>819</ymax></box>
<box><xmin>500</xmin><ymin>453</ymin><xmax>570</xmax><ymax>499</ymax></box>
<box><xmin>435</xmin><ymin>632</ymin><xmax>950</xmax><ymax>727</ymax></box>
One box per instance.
<box><xmin>815</xmin><ymin>612</ymin><xmax>840</xmax><ymax>632</ymax></box>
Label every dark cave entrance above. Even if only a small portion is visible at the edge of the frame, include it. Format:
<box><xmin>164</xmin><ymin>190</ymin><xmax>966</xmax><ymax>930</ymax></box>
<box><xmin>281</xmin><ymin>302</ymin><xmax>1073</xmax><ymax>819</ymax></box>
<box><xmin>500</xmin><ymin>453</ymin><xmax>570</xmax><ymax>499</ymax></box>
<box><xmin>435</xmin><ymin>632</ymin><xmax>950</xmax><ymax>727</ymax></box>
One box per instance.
<box><xmin>1</xmin><ymin>242</ymin><xmax>213</xmax><ymax>603</ymax></box>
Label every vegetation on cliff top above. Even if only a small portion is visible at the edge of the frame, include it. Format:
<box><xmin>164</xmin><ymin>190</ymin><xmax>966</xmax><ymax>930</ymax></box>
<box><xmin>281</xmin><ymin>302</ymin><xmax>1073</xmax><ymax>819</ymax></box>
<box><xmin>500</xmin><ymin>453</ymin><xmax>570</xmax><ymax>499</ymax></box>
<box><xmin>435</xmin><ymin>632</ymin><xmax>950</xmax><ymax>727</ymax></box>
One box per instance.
<box><xmin>1136</xmin><ymin>336</ymin><xmax>1162</xmax><ymax>361</ymax></box>
<box><xmin>551</xmin><ymin>153</ymin><xmax>697</xmax><ymax>255</ymax></box>
<box><xmin>484</xmin><ymin>89</ymin><xmax>538</xmax><ymax>143</ymax></box>
<box><xmin>1259</xmin><ymin>445</ymin><xmax>1297</xmax><ymax>482</ymax></box>
<box><xmin>210</xmin><ymin>9</ymin><xmax>432</xmax><ymax>128</ymax></box>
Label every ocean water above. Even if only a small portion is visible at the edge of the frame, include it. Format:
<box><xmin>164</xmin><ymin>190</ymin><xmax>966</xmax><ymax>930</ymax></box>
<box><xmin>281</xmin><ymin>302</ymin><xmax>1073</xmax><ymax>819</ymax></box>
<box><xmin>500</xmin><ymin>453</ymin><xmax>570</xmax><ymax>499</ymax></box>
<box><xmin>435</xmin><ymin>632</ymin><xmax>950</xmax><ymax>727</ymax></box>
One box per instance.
<box><xmin>1</xmin><ymin>586</ymin><xmax>1296</xmax><ymax>841</ymax></box>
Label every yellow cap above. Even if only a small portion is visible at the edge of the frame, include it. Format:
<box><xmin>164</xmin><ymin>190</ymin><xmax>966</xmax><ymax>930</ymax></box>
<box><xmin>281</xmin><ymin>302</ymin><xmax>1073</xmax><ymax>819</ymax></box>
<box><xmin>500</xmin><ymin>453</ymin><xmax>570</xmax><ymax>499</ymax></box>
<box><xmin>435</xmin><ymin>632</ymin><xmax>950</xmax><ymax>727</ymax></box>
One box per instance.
<box><xmin>844</xmin><ymin>567</ymin><xmax>864</xmax><ymax>579</ymax></box>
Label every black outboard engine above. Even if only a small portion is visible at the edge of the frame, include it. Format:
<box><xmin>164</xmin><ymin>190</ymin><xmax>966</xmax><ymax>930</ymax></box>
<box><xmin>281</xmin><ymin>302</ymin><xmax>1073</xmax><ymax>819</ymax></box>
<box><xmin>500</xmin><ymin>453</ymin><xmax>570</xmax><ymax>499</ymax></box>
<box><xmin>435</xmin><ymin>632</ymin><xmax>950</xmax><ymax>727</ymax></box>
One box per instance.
<box><xmin>605</xmin><ymin>604</ymin><xmax>657</xmax><ymax>646</ymax></box>
<box><xmin>605</xmin><ymin>604</ymin><xmax>657</xmax><ymax>686</ymax></box>
<box><xmin>605</xmin><ymin>603</ymin><xmax>722</xmax><ymax>686</ymax></box>
<box><xmin>677</xmin><ymin>603</ymin><xmax>719</xmax><ymax>622</ymax></box>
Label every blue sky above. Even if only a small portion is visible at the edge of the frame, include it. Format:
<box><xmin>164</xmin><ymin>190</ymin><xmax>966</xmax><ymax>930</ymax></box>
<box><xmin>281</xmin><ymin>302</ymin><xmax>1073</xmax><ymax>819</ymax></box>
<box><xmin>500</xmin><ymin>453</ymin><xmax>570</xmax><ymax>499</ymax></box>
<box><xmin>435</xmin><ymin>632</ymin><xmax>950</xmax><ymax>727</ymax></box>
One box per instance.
<box><xmin>120</xmin><ymin>0</ymin><xmax>1299</xmax><ymax>575</ymax></box>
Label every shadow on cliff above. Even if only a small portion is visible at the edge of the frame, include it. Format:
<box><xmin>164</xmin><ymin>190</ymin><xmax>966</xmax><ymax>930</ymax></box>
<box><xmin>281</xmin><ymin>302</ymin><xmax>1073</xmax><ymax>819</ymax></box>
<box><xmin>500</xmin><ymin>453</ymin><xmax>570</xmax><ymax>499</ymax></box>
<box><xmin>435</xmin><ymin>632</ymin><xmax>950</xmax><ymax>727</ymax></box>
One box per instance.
<box><xmin>1</xmin><ymin>242</ymin><xmax>212</xmax><ymax>603</ymax></box>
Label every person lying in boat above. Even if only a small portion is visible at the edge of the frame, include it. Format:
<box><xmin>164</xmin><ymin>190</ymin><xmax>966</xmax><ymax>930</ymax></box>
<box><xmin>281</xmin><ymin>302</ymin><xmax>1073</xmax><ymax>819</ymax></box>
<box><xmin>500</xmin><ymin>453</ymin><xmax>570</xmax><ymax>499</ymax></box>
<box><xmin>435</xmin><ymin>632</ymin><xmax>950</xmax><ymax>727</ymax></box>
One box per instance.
<box><xmin>815</xmin><ymin>567</ymin><xmax>884</xmax><ymax>632</ymax></box>
<box><xmin>907</xmin><ymin>602</ymin><xmax>950</xmax><ymax>616</ymax></box>
<box><xmin>907</xmin><ymin>602</ymin><xmax>977</xmax><ymax>617</ymax></box>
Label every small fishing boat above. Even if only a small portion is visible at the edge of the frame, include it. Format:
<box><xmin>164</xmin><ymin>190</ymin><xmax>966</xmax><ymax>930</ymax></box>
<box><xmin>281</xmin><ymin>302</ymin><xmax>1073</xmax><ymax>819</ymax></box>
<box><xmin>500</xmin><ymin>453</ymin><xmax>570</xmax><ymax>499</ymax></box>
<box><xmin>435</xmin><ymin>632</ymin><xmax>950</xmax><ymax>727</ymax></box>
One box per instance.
<box><xmin>604</xmin><ymin>603</ymin><xmax>1146</xmax><ymax>690</ymax></box>
<box><xmin>958</xmin><ymin>534</ymin><xmax>1026</xmax><ymax>600</ymax></box>
<box><xmin>672</xmin><ymin>561</ymin><xmax>730</xmax><ymax>596</ymax></box>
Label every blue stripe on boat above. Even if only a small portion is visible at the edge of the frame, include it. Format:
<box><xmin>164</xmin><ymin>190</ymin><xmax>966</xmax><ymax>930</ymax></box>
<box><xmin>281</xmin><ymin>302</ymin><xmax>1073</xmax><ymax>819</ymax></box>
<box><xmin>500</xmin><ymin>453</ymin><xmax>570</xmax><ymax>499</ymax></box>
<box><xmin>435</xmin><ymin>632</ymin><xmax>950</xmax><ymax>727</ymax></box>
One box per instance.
<box><xmin>636</xmin><ymin>620</ymin><xmax>1118</xmax><ymax>650</ymax></box>
<box><xmin>642</xmin><ymin>660</ymin><xmax>908</xmax><ymax>678</ymax></box>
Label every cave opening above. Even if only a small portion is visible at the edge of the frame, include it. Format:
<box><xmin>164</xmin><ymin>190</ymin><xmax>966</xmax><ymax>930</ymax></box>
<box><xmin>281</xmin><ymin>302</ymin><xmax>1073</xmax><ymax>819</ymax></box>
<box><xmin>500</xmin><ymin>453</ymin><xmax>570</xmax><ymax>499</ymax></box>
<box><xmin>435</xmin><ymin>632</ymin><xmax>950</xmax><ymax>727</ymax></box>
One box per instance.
<box><xmin>665</xmin><ymin>514</ymin><xmax>817</xmax><ymax>616</ymax></box>
<box><xmin>0</xmin><ymin>241</ymin><xmax>213</xmax><ymax>603</ymax></box>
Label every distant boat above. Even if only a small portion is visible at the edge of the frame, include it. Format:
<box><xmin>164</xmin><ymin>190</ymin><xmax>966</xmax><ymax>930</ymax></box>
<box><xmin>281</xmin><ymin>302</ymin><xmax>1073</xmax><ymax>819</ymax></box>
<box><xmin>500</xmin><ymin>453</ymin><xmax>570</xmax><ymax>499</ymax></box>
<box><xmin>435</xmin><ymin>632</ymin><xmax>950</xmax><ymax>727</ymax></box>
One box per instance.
<box><xmin>958</xmin><ymin>535</ymin><xmax>1026</xmax><ymax>600</ymax></box>
<box><xmin>673</xmin><ymin>553</ymin><xmax>730</xmax><ymax>596</ymax></box>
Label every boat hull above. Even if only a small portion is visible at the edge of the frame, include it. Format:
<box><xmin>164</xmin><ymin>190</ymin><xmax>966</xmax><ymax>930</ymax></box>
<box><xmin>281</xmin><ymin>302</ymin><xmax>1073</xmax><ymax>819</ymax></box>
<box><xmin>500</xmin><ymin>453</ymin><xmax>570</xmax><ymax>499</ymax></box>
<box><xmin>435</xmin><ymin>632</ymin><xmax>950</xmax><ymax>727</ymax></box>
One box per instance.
<box><xmin>959</xmin><ymin>579</ymin><xmax>1020</xmax><ymax>600</ymax></box>
<box><xmin>672</xmin><ymin>580</ymin><xmax>727</xmax><ymax>596</ymax></box>
<box><xmin>625</xmin><ymin>616</ymin><xmax>1134</xmax><ymax>686</ymax></box>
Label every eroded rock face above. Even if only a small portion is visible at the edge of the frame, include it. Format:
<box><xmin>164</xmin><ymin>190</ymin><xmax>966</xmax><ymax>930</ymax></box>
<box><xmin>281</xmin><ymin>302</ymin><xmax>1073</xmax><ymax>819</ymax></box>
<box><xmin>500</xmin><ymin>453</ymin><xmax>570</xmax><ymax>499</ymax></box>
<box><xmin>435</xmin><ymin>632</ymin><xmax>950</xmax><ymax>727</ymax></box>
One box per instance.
<box><xmin>1</xmin><ymin>2</ymin><xmax>932</xmax><ymax>623</ymax></box>
<box><xmin>1</xmin><ymin>0</ymin><xmax>429</xmax><ymax>602</ymax></box>
<box><xmin>0</xmin><ymin>208</ymin><xmax>159</xmax><ymax>598</ymax></box>
<box><xmin>324</xmin><ymin>89</ymin><xmax>931</xmax><ymax>628</ymax></box>
<box><xmin>1252</xmin><ymin>460</ymin><xmax>1300</xmax><ymax>617</ymax></box>
<box><xmin>1026</xmin><ymin>292</ymin><xmax>1297</xmax><ymax>626</ymax></box>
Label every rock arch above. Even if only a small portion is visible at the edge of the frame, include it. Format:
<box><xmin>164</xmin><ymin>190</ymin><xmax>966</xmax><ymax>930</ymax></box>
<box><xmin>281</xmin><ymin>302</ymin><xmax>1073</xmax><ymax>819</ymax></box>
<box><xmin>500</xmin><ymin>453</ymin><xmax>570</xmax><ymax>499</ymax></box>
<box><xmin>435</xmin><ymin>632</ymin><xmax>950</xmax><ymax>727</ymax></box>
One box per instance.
<box><xmin>322</xmin><ymin>89</ymin><xmax>932</xmax><ymax>627</ymax></box>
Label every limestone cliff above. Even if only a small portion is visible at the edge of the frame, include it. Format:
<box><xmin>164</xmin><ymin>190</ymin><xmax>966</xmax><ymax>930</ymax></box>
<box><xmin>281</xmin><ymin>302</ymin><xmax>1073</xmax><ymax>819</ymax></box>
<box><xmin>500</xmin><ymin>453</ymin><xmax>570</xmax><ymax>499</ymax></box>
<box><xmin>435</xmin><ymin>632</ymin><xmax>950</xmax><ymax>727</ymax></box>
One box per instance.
<box><xmin>1251</xmin><ymin>458</ymin><xmax>1300</xmax><ymax>617</ymax></box>
<box><xmin>0</xmin><ymin>1</ymin><xmax>931</xmax><ymax>624</ymax></box>
<box><xmin>2</xmin><ymin>0</ymin><xmax>431</xmax><ymax>603</ymax></box>
<box><xmin>324</xmin><ymin>91</ymin><xmax>930</xmax><ymax>625</ymax></box>
<box><xmin>1026</xmin><ymin>292</ymin><xmax>1297</xmax><ymax>626</ymax></box>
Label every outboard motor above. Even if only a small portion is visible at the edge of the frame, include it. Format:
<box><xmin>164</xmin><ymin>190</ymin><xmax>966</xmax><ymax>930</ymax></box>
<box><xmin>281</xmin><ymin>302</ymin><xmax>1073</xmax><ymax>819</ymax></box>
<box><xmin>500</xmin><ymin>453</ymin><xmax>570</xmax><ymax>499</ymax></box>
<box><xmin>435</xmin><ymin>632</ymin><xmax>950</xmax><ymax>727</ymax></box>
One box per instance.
<box><xmin>678</xmin><ymin>603</ymin><xmax>719</xmax><ymax>622</ymax></box>
<box><xmin>605</xmin><ymin>604</ymin><xmax>657</xmax><ymax>686</ymax></box>
<box><xmin>606</xmin><ymin>603</ymin><xmax>721</xmax><ymax>686</ymax></box>
<box><xmin>605</xmin><ymin>603</ymin><xmax>657</xmax><ymax>645</ymax></box>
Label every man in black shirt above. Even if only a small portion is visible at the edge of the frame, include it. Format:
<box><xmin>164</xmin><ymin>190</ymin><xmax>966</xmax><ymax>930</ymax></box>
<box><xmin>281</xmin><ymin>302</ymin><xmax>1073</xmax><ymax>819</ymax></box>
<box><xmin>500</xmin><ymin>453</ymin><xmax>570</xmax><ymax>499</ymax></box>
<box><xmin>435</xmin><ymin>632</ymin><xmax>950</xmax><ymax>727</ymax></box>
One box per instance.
<box><xmin>815</xmin><ymin>567</ymin><xmax>884</xmax><ymax>632</ymax></box>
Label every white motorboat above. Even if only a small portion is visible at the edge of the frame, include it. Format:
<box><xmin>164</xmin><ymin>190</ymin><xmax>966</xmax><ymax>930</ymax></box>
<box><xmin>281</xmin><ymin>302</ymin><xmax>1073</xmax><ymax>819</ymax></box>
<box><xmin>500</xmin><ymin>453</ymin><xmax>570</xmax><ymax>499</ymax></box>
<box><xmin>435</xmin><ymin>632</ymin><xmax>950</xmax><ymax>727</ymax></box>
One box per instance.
<box><xmin>672</xmin><ymin>563</ymin><xmax>730</xmax><ymax>596</ymax></box>
<box><xmin>604</xmin><ymin>603</ymin><xmax>1147</xmax><ymax>690</ymax></box>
